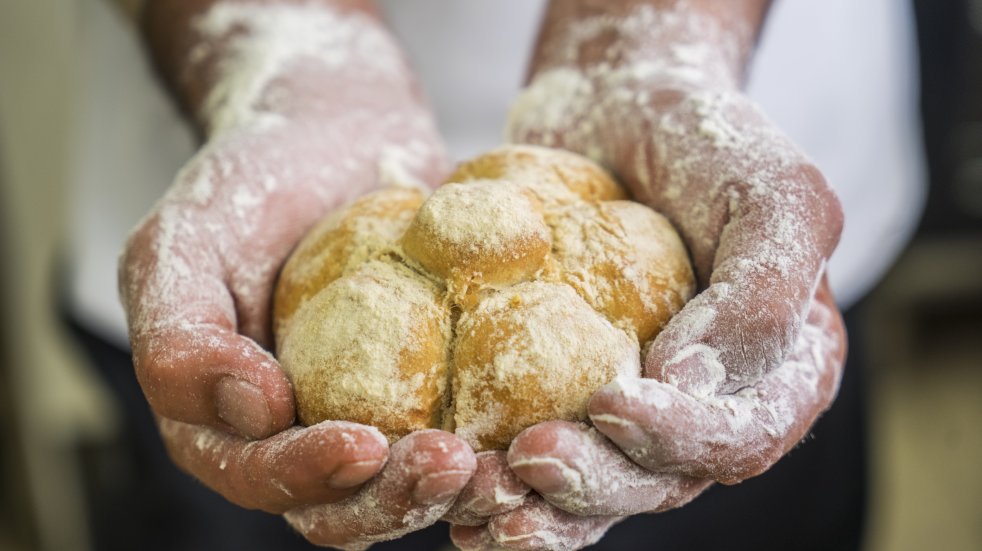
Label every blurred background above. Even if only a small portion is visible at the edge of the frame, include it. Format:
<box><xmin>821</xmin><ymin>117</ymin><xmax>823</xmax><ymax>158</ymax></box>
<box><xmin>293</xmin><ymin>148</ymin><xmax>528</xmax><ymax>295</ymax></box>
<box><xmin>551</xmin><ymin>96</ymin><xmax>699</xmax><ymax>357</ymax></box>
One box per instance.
<box><xmin>1</xmin><ymin>1</ymin><xmax>981</xmax><ymax>550</ymax></box>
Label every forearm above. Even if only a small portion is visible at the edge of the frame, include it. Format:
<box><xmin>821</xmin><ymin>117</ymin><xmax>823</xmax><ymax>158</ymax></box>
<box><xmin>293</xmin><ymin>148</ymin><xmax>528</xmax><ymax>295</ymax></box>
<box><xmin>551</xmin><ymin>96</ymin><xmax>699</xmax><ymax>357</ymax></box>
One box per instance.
<box><xmin>528</xmin><ymin>0</ymin><xmax>771</xmax><ymax>89</ymax></box>
<box><xmin>142</xmin><ymin>0</ymin><xmax>425</xmax><ymax>139</ymax></box>
<box><xmin>510</xmin><ymin>0</ymin><xmax>839</xmax><ymax>300</ymax></box>
<box><xmin>510</xmin><ymin>0</ymin><xmax>790</xmax><ymax>209</ymax></box>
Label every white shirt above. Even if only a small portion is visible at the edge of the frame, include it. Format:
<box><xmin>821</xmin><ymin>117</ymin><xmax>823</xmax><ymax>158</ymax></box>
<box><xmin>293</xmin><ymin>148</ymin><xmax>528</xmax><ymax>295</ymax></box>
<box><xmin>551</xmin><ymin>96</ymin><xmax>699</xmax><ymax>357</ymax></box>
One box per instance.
<box><xmin>68</xmin><ymin>0</ymin><xmax>924</xmax><ymax>345</ymax></box>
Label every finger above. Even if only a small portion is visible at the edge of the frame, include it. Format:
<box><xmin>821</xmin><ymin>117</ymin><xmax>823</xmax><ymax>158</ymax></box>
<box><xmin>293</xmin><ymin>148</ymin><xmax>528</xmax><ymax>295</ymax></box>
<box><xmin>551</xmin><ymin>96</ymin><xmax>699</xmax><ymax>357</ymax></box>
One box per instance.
<box><xmin>590</xmin><ymin>279</ymin><xmax>846</xmax><ymax>483</ymax></box>
<box><xmin>159</xmin><ymin>418</ymin><xmax>389</xmax><ymax>513</ymax></box>
<box><xmin>131</xmin><ymin>321</ymin><xmax>296</xmax><ymax>439</ymax></box>
<box><xmin>508</xmin><ymin>421</ymin><xmax>711</xmax><ymax>516</ymax></box>
<box><xmin>444</xmin><ymin>451</ymin><xmax>531</xmax><ymax>526</ymax></box>
<box><xmin>487</xmin><ymin>495</ymin><xmax>622</xmax><ymax>551</ymax></box>
<box><xmin>642</xmin><ymin>187</ymin><xmax>834</xmax><ymax>397</ymax></box>
<box><xmin>121</xmin><ymin>209</ymin><xmax>296</xmax><ymax>439</ymax></box>
<box><xmin>285</xmin><ymin>430</ymin><xmax>476</xmax><ymax>550</ymax></box>
<box><xmin>632</xmin><ymin>92</ymin><xmax>843</xmax><ymax>395</ymax></box>
<box><xmin>450</xmin><ymin>524</ymin><xmax>506</xmax><ymax>551</ymax></box>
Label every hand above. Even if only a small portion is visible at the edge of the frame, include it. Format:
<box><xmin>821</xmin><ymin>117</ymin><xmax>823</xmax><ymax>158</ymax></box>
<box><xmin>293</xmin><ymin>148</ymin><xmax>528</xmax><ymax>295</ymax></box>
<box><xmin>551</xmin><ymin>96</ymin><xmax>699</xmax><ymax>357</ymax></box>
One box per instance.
<box><xmin>507</xmin><ymin>0</ymin><xmax>844</xmax><ymax>484</ymax></box>
<box><xmin>119</xmin><ymin>113</ymin><xmax>449</xmax><ymax>437</ymax></box>
<box><xmin>448</xmin><ymin>278</ymin><xmax>843</xmax><ymax>550</ymax></box>
<box><xmin>446</xmin><ymin>425</ymin><xmax>707</xmax><ymax>550</ymax></box>
<box><xmin>162</xmin><ymin>420</ymin><xmax>476</xmax><ymax>550</ymax></box>
<box><xmin>124</xmin><ymin>2</ymin><xmax>480</xmax><ymax>547</ymax></box>
<box><xmin>447</xmin><ymin>2</ymin><xmax>847</xmax><ymax>546</ymax></box>
<box><xmin>129</xmin><ymin>0</ymin><xmax>451</xmax><ymax>440</ymax></box>
<box><xmin>119</xmin><ymin>114</ymin><xmax>470</xmax><ymax>546</ymax></box>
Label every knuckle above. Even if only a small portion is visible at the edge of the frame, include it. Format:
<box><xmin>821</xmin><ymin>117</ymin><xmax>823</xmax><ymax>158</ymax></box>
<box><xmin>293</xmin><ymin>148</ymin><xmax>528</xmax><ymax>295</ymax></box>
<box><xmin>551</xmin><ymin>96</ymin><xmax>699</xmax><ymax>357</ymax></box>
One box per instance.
<box><xmin>132</xmin><ymin>352</ymin><xmax>164</xmax><ymax>404</ymax></box>
<box><xmin>132</xmin><ymin>342</ymin><xmax>171</xmax><ymax>393</ymax></box>
<box><xmin>745</xmin><ymin>442</ymin><xmax>786</xmax><ymax>481</ymax></box>
<box><xmin>762</xmin><ymin>443</ymin><xmax>786</xmax><ymax>473</ymax></box>
<box><xmin>798</xmin><ymin>162</ymin><xmax>844</xmax><ymax>249</ymax></box>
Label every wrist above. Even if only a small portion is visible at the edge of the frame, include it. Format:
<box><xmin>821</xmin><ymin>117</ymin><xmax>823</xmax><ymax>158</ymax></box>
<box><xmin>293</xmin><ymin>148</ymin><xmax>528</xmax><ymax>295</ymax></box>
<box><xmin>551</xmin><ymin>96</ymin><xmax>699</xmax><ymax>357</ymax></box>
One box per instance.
<box><xmin>507</xmin><ymin>2</ymin><xmax>774</xmax><ymax>176</ymax></box>
<box><xmin>144</xmin><ymin>1</ymin><xmax>424</xmax><ymax>138</ymax></box>
<box><xmin>526</xmin><ymin>1</ymin><xmax>771</xmax><ymax>91</ymax></box>
<box><xmin>507</xmin><ymin>2</ymin><xmax>754</xmax><ymax>158</ymax></box>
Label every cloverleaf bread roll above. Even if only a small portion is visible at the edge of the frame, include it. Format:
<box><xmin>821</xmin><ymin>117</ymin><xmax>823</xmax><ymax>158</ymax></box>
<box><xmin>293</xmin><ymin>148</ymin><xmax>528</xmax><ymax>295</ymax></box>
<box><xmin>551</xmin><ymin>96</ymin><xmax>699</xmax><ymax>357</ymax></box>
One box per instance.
<box><xmin>274</xmin><ymin>145</ymin><xmax>695</xmax><ymax>451</ymax></box>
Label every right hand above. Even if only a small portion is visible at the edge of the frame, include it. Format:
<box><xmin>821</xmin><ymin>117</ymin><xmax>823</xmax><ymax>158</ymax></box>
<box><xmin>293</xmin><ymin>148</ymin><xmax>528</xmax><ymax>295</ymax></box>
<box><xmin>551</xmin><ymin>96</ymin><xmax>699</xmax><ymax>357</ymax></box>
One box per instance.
<box><xmin>118</xmin><ymin>111</ymin><xmax>477</xmax><ymax>547</ymax></box>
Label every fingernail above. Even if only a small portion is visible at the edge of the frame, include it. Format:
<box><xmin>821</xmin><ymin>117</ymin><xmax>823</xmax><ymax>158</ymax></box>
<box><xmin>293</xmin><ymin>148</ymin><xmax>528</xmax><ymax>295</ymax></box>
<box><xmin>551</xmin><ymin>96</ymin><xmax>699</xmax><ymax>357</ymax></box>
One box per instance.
<box><xmin>662</xmin><ymin>345</ymin><xmax>726</xmax><ymax>397</ymax></box>
<box><xmin>509</xmin><ymin>457</ymin><xmax>578</xmax><ymax>496</ymax></box>
<box><xmin>327</xmin><ymin>459</ymin><xmax>385</xmax><ymax>489</ymax></box>
<box><xmin>590</xmin><ymin>413</ymin><xmax>646</xmax><ymax>444</ymax></box>
<box><xmin>215</xmin><ymin>376</ymin><xmax>272</xmax><ymax>439</ymax></box>
<box><xmin>466</xmin><ymin>487</ymin><xmax>525</xmax><ymax>517</ymax></box>
<box><xmin>412</xmin><ymin>470</ymin><xmax>473</xmax><ymax>505</ymax></box>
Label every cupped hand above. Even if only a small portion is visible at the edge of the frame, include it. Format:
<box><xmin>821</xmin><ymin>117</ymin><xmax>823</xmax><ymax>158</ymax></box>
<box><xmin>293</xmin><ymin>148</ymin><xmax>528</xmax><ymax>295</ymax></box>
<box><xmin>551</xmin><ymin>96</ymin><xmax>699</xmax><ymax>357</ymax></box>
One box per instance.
<box><xmin>451</xmin><ymin>40</ymin><xmax>847</xmax><ymax>546</ymax></box>
<box><xmin>118</xmin><ymin>108</ymin><xmax>470</xmax><ymax>546</ymax></box>
<box><xmin>508</xmin><ymin>50</ymin><xmax>845</xmax><ymax>477</ymax></box>
<box><xmin>448</xmin><ymin>3</ymin><xmax>846</xmax><ymax>547</ymax></box>
<box><xmin>127</xmin><ymin>2</ymin><xmax>485</xmax><ymax>547</ymax></box>
<box><xmin>449</xmin><ymin>277</ymin><xmax>843</xmax><ymax>550</ymax></box>
<box><xmin>119</xmin><ymin>111</ymin><xmax>449</xmax><ymax>435</ymax></box>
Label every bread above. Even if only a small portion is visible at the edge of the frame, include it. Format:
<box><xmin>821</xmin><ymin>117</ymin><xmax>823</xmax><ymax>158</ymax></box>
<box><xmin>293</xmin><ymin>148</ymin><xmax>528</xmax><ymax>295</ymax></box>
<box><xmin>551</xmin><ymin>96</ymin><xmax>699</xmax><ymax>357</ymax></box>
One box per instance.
<box><xmin>274</xmin><ymin>145</ymin><xmax>695</xmax><ymax>451</ymax></box>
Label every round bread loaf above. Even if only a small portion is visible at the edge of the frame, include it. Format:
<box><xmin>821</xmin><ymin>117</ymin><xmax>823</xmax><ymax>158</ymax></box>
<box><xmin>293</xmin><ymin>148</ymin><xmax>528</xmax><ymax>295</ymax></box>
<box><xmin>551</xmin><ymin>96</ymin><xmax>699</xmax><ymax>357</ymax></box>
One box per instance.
<box><xmin>274</xmin><ymin>145</ymin><xmax>695</xmax><ymax>451</ymax></box>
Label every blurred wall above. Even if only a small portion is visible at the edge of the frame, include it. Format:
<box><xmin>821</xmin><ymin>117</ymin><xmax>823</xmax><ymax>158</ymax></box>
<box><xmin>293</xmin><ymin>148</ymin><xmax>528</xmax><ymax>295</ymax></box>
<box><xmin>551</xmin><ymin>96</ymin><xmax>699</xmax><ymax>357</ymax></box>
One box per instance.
<box><xmin>0</xmin><ymin>2</ymin><xmax>118</xmax><ymax>551</ymax></box>
<box><xmin>864</xmin><ymin>1</ymin><xmax>982</xmax><ymax>549</ymax></box>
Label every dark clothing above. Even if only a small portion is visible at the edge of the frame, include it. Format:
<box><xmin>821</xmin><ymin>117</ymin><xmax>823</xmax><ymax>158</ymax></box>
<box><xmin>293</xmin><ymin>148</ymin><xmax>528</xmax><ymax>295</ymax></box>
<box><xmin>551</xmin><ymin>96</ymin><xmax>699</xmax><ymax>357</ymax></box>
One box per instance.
<box><xmin>68</xmin><ymin>304</ymin><xmax>866</xmax><ymax>551</ymax></box>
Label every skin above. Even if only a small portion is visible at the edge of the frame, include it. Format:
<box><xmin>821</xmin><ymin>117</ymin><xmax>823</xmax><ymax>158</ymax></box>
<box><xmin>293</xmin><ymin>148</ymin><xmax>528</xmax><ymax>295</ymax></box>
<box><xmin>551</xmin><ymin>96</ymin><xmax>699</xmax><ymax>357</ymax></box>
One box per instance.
<box><xmin>450</xmin><ymin>0</ymin><xmax>847</xmax><ymax>548</ymax></box>
<box><xmin>124</xmin><ymin>0</ymin><xmax>846</xmax><ymax>548</ymax></box>
<box><xmin>123</xmin><ymin>1</ymin><xmax>475</xmax><ymax>547</ymax></box>
<box><xmin>451</xmin><ymin>278</ymin><xmax>845</xmax><ymax>549</ymax></box>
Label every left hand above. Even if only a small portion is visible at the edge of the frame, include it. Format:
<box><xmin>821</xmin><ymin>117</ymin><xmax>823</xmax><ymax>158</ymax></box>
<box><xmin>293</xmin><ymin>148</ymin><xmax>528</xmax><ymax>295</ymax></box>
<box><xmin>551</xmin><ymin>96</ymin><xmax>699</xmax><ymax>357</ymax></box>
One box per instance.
<box><xmin>444</xmin><ymin>1</ymin><xmax>848</xmax><ymax>547</ymax></box>
<box><xmin>448</xmin><ymin>278</ymin><xmax>844</xmax><ymax>550</ymax></box>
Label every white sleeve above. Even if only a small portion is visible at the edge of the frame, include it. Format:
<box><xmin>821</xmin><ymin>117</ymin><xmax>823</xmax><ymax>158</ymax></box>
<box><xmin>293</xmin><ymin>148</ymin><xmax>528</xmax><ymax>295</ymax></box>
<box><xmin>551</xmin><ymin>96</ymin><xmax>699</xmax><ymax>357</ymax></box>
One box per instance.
<box><xmin>67</xmin><ymin>0</ymin><xmax>195</xmax><ymax>344</ymax></box>
<box><xmin>747</xmin><ymin>0</ymin><xmax>926</xmax><ymax>307</ymax></box>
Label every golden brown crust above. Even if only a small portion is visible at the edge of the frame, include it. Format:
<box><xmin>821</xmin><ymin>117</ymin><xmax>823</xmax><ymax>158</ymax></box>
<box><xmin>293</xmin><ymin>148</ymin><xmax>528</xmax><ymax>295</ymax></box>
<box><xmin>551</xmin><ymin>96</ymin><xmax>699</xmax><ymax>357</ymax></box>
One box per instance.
<box><xmin>548</xmin><ymin>200</ymin><xmax>695</xmax><ymax>344</ymax></box>
<box><xmin>278</xmin><ymin>258</ymin><xmax>450</xmax><ymax>441</ymax></box>
<box><xmin>401</xmin><ymin>181</ymin><xmax>551</xmax><ymax>307</ymax></box>
<box><xmin>275</xmin><ymin>146</ymin><xmax>695</xmax><ymax>451</ymax></box>
<box><xmin>449</xmin><ymin>144</ymin><xmax>627</xmax><ymax>205</ymax></box>
<box><xmin>273</xmin><ymin>187</ymin><xmax>425</xmax><ymax>342</ymax></box>
<box><xmin>452</xmin><ymin>282</ymin><xmax>640</xmax><ymax>450</ymax></box>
